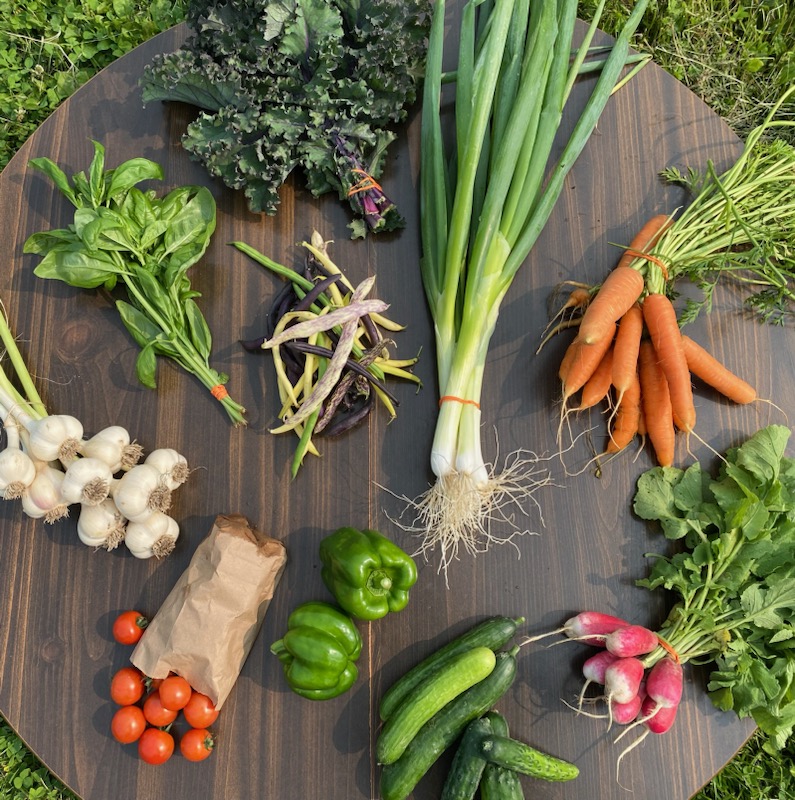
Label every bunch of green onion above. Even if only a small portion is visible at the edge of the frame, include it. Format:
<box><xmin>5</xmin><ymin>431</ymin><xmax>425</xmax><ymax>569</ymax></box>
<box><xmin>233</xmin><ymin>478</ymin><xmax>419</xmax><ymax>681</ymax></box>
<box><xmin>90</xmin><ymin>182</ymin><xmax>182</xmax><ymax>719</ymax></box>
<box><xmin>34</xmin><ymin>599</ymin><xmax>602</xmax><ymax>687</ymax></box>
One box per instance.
<box><xmin>411</xmin><ymin>0</ymin><xmax>649</xmax><ymax>570</ymax></box>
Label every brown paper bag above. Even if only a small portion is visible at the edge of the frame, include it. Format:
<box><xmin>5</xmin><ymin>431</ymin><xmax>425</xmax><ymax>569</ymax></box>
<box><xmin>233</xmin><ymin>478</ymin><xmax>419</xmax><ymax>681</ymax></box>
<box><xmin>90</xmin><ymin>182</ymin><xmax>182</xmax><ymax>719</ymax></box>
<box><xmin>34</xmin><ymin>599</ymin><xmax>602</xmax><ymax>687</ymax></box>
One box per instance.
<box><xmin>131</xmin><ymin>513</ymin><xmax>287</xmax><ymax>709</ymax></box>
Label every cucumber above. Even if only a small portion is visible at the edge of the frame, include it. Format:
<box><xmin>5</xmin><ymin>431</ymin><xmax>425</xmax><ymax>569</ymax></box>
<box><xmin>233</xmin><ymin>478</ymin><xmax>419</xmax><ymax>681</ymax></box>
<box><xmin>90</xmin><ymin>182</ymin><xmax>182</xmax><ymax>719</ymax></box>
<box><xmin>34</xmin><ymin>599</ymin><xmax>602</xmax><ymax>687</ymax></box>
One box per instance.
<box><xmin>439</xmin><ymin>716</ymin><xmax>492</xmax><ymax>800</ymax></box>
<box><xmin>478</xmin><ymin>734</ymin><xmax>579</xmax><ymax>782</ymax></box>
<box><xmin>376</xmin><ymin>646</ymin><xmax>497</xmax><ymax>765</ymax></box>
<box><xmin>480</xmin><ymin>712</ymin><xmax>525</xmax><ymax>800</ymax></box>
<box><xmin>379</xmin><ymin>646</ymin><xmax>519</xmax><ymax>800</ymax></box>
<box><xmin>379</xmin><ymin>616</ymin><xmax>524</xmax><ymax>721</ymax></box>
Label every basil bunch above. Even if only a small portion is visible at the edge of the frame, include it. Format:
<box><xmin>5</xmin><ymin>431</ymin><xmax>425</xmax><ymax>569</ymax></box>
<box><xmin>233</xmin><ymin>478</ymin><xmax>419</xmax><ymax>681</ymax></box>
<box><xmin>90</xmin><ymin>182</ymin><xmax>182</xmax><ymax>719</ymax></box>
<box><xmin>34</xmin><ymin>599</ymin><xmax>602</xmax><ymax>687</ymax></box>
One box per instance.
<box><xmin>23</xmin><ymin>141</ymin><xmax>246</xmax><ymax>425</ymax></box>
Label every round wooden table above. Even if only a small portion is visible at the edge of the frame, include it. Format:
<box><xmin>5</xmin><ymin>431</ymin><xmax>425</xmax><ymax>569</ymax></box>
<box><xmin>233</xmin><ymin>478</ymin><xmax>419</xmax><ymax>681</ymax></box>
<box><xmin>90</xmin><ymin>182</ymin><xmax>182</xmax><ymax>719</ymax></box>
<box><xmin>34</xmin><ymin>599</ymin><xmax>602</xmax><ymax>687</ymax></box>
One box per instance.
<box><xmin>0</xmin><ymin>11</ymin><xmax>785</xmax><ymax>800</ymax></box>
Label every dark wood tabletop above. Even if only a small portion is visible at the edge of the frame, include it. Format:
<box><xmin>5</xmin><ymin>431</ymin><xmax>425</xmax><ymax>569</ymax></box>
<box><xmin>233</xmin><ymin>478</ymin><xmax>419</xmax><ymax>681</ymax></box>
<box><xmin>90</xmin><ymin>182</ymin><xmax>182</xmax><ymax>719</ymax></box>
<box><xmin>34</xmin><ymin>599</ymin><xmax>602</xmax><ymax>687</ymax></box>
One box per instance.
<box><xmin>0</xmin><ymin>10</ymin><xmax>788</xmax><ymax>800</ymax></box>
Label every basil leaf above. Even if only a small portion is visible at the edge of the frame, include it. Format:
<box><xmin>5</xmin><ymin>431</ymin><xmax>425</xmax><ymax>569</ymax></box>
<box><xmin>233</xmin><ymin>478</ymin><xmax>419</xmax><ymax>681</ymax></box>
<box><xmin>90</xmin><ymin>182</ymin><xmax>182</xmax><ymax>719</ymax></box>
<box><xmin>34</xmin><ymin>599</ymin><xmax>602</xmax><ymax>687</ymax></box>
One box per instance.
<box><xmin>107</xmin><ymin>157</ymin><xmax>164</xmax><ymax>199</ymax></box>
<box><xmin>184</xmin><ymin>298</ymin><xmax>212</xmax><ymax>361</ymax></box>
<box><xmin>116</xmin><ymin>299</ymin><xmax>164</xmax><ymax>348</ymax></box>
<box><xmin>88</xmin><ymin>140</ymin><xmax>107</xmax><ymax>206</ymax></box>
<box><xmin>23</xmin><ymin>228</ymin><xmax>80</xmax><ymax>255</ymax></box>
<box><xmin>135</xmin><ymin>342</ymin><xmax>158</xmax><ymax>389</ymax></box>
<box><xmin>28</xmin><ymin>157</ymin><xmax>78</xmax><ymax>206</ymax></box>
<box><xmin>33</xmin><ymin>246</ymin><xmax>122</xmax><ymax>288</ymax></box>
<box><xmin>162</xmin><ymin>186</ymin><xmax>216</xmax><ymax>259</ymax></box>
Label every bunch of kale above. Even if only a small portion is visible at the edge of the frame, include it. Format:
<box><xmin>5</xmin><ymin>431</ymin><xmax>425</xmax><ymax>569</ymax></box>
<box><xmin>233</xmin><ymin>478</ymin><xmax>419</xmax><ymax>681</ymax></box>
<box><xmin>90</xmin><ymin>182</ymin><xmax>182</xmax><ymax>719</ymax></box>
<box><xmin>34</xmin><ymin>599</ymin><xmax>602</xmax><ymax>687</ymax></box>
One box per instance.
<box><xmin>141</xmin><ymin>0</ymin><xmax>431</xmax><ymax>237</ymax></box>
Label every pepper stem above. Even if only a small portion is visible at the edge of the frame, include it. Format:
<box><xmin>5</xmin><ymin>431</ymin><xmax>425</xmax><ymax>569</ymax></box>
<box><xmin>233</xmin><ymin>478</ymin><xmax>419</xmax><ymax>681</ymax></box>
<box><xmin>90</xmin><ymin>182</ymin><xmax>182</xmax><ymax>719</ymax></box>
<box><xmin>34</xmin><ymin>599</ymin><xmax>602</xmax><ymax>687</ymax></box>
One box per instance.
<box><xmin>366</xmin><ymin>570</ymin><xmax>393</xmax><ymax>597</ymax></box>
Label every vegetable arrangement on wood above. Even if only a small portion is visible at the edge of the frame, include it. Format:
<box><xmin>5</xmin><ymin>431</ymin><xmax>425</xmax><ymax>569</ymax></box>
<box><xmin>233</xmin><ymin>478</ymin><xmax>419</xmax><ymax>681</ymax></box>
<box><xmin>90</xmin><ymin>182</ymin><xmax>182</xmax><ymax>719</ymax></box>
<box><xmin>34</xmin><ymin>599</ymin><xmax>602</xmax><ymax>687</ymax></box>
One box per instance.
<box><xmin>547</xmin><ymin>88</ymin><xmax>795</xmax><ymax>467</ymax></box>
<box><xmin>140</xmin><ymin>0</ymin><xmax>431</xmax><ymax>238</ymax></box>
<box><xmin>236</xmin><ymin>232</ymin><xmax>419</xmax><ymax>476</ymax></box>
<box><xmin>0</xmin><ymin>300</ymin><xmax>188</xmax><ymax>557</ymax></box>
<box><xmin>406</xmin><ymin>0</ymin><xmax>650</xmax><ymax>574</ymax></box>
<box><xmin>527</xmin><ymin>425</ymin><xmax>795</xmax><ymax>768</ymax></box>
<box><xmin>23</xmin><ymin>141</ymin><xmax>246</xmax><ymax>425</ymax></box>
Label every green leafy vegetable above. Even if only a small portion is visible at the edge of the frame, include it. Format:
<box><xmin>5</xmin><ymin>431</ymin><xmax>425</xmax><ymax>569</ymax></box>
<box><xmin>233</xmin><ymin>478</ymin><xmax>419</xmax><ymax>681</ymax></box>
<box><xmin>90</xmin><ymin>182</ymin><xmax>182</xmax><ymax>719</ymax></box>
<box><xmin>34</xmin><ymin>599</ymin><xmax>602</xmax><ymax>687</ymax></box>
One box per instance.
<box><xmin>23</xmin><ymin>141</ymin><xmax>246</xmax><ymax>426</ymax></box>
<box><xmin>634</xmin><ymin>85</ymin><xmax>795</xmax><ymax>324</ymax></box>
<box><xmin>634</xmin><ymin>424</ymin><xmax>795</xmax><ymax>751</ymax></box>
<box><xmin>139</xmin><ymin>0</ymin><xmax>431</xmax><ymax>238</ymax></box>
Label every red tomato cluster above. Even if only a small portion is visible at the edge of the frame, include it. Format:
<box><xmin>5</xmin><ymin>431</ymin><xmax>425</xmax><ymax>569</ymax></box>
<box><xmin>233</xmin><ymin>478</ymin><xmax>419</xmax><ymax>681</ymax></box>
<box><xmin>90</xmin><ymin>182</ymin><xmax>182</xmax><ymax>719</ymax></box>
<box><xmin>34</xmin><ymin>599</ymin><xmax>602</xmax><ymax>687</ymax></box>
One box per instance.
<box><xmin>109</xmin><ymin>611</ymin><xmax>219</xmax><ymax>764</ymax></box>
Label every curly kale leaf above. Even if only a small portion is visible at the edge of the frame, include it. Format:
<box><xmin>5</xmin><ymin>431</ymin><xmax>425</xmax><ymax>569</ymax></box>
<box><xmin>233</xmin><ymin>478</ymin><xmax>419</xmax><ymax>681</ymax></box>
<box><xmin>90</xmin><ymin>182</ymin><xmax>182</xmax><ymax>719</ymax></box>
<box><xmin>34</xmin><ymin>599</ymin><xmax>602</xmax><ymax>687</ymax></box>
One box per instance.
<box><xmin>140</xmin><ymin>0</ymin><xmax>431</xmax><ymax>237</ymax></box>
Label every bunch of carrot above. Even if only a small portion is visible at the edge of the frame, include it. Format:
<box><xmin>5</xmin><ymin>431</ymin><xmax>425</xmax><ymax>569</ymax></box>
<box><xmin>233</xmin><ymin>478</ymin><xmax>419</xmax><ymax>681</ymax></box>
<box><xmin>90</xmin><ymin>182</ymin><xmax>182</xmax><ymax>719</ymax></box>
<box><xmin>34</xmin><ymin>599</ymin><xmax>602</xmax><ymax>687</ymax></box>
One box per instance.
<box><xmin>553</xmin><ymin>214</ymin><xmax>758</xmax><ymax>467</ymax></box>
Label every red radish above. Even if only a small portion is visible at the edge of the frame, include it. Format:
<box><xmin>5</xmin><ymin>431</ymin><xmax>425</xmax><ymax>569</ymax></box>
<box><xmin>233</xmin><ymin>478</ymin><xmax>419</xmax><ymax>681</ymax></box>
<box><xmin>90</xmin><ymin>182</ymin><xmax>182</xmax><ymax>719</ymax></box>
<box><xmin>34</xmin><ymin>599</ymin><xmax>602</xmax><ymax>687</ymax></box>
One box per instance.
<box><xmin>610</xmin><ymin>694</ymin><xmax>643</xmax><ymax>725</ymax></box>
<box><xmin>577</xmin><ymin>649</ymin><xmax>621</xmax><ymax>709</ymax></box>
<box><xmin>604</xmin><ymin>657</ymin><xmax>645</xmax><ymax>705</ymax></box>
<box><xmin>523</xmin><ymin>611</ymin><xmax>631</xmax><ymax>647</ymax></box>
<box><xmin>640</xmin><ymin>695</ymin><xmax>678</xmax><ymax>734</ymax></box>
<box><xmin>583</xmin><ymin>649</ymin><xmax>621</xmax><ymax>684</ymax></box>
<box><xmin>645</xmin><ymin>656</ymin><xmax>684</xmax><ymax>709</ymax></box>
<box><xmin>604</xmin><ymin>624</ymin><xmax>658</xmax><ymax>657</ymax></box>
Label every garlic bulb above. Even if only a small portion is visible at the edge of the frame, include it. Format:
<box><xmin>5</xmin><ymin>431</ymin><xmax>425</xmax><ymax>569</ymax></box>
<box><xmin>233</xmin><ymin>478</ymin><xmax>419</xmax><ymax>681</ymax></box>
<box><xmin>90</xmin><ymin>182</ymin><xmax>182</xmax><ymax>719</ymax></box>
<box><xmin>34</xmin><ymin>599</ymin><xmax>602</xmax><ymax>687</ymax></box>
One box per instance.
<box><xmin>0</xmin><ymin>447</ymin><xmax>37</xmax><ymax>499</ymax></box>
<box><xmin>22</xmin><ymin>465</ymin><xmax>68</xmax><ymax>523</ymax></box>
<box><xmin>111</xmin><ymin>463</ymin><xmax>171</xmax><ymax>522</ymax></box>
<box><xmin>125</xmin><ymin>511</ymin><xmax>179</xmax><ymax>559</ymax></box>
<box><xmin>61</xmin><ymin>457</ymin><xmax>113</xmax><ymax>506</ymax></box>
<box><xmin>144</xmin><ymin>448</ymin><xmax>189</xmax><ymax>491</ymax></box>
<box><xmin>77</xmin><ymin>498</ymin><xmax>127</xmax><ymax>549</ymax></box>
<box><xmin>26</xmin><ymin>414</ymin><xmax>84</xmax><ymax>462</ymax></box>
<box><xmin>80</xmin><ymin>426</ymin><xmax>144</xmax><ymax>472</ymax></box>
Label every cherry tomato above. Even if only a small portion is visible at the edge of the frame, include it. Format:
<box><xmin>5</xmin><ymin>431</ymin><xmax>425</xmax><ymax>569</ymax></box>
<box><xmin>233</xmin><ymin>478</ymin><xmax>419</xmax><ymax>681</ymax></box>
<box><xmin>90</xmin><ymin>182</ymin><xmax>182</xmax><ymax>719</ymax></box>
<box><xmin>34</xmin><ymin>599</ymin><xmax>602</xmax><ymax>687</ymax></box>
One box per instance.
<box><xmin>180</xmin><ymin>728</ymin><xmax>215</xmax><ymax>762</ymax></box>
<box><xmin>138</xmin><ymin>727</ymin><xmax>174</xmax><ymax>765</ymax></box>
<box><xmin>143</xmin><ymin>692</ymin><xmax>178</xmax><ymax>727</ymax></box>
<box><xmin>182</xmin><ymin>692</ymin><xmax>219</xmax><ymax>729</ymax></box>
<box><xmin>158</xmin><ymin>675</ymin><xmax>192</xmax><ymax>711</ymax></box>
<box><xmin>110</xmin><ymin>666</ymin><xmax>145</xmax><ymax>706</ymax></box>
<box><xmin>112</xmin><ymin>610</ymin><xmax>148</xmax><ymax>645</ymax></box>
<box><xmin>111</xmin><ymin>705</ymin><xmax>147</xmax><ymax>744</ymax></box>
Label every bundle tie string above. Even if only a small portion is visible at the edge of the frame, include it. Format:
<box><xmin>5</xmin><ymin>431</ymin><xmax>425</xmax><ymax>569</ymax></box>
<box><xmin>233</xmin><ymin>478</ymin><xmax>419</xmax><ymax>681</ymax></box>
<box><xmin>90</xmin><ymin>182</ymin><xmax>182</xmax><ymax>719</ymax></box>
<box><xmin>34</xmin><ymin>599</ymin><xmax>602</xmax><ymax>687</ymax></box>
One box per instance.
<box><xmin>347</xmin><ymin>168</ymin><xmax>382</xmax><ymax>196</ymax></box>
<box><xmin>439</xmin><ymin>395</ymin><xmax>480</xmax><ymax>409</ymax></box>
<box><xmin>624</xmin><ymin>248</ymin><xmax>670</xmax><ymax>280</ymax></box>
<box><xmin>656</xmin><ymin>634</ymin><xmax>681</xmax><ymax>664</ymax></box>
<box><xmin>210</xmin><ymin>384</ymin><xmax>229</xmax><ymax>400</ymax></box>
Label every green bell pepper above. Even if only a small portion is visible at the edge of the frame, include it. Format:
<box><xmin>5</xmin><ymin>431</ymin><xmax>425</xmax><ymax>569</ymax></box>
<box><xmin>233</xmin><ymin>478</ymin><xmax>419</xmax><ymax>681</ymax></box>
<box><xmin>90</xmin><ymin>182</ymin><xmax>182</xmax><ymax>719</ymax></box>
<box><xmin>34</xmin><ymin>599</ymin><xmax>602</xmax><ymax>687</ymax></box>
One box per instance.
<box><xmin>319</xmin><ymin>527</ymin><xmax>418</xmax><ymax>620</ymax></box>
<box><xmin>271</xmin><ymin>601</ymin><xmax>362</xmax><ymax>700</ymax></box>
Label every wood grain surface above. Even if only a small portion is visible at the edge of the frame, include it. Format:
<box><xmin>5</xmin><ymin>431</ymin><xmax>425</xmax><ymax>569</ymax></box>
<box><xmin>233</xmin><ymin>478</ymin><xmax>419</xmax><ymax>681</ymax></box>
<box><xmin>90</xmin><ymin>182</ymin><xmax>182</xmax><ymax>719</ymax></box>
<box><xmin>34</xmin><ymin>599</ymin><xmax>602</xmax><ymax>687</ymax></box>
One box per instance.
<box><xmin>0</xmin><ymin>10</ymin><xmax>789</xmax><ymax>800</ymax></box>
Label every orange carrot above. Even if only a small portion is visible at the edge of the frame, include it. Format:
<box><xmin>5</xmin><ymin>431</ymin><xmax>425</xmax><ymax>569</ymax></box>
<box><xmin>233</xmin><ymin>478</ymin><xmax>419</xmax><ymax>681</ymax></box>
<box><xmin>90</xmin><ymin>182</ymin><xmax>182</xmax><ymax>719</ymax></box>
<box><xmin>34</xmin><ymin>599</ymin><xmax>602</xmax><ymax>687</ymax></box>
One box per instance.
<box><xmin>606</xmin><ymin>371</ymin><xmax>641</xmax><ymax>453</ymax></box>
<box><xmin>638</xmin><ymin>340</ymin><xmax>675</xmax><ymax>466</ymax></box>
<box><xmin>637</xmin><ymin>405</ymin><xmax>647</xmax><ymax>438</ymax></box>
<box><xmin>681</xmin><ymin>335</ymin><xmax>757</xmax><ymax>405</ymax></box>
<box><xmin>578</xmin><ymin>346</ymin><xmax>614</xmax><ymax>410</ymax></box>
<box><xmin>560</xmin><ymin>326</ymin><xmax>617</xmax><ymax>402</ymax></box>
<box><xmin>642</xmin><ymin>293</ymin><xmax>695</xmax><ymax>433</ymax></box>
<box><xmin>578</xmin><ymin>267</ymin><xmax>644</xmax><ymax>346</ymax></box>
<box><xmin>611</xmin><ymin>304</ymin><xmax>644</xmax><ymax>404</ymax></box>
<box><xmin>615</xmin><ymin>214</ymin><xmax>673</xmax><ymax>270</ymax></box>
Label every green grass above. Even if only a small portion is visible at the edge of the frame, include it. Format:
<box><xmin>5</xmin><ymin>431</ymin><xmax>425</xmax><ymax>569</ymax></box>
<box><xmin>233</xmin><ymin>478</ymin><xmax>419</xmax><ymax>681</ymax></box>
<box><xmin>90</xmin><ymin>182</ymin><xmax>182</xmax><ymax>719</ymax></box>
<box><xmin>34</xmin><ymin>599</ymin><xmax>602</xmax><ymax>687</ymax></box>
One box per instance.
<box><xmin>1</xmin><ymin>0</ymin><xmax>794</xmax><ymax>798</ymax></box>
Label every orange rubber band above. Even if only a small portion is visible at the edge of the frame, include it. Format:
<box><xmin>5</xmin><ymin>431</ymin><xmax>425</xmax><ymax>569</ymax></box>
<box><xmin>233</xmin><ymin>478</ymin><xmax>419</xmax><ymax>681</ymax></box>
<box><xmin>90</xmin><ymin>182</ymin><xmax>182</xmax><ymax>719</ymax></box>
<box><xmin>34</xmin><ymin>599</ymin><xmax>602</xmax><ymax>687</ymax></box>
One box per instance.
<box><xmin>624</xmin><ymin>248</ymin><xmax>670</xmax><ymax>281</ymax></box>
<box><xmin>210</xmin><ymin>384</ymin><xmax>229</xmax><ymax>400</ymax></box>
<box><xmin>439</xmin><ymin>395</ymin><xmax>481</xmax><ymax>409</ymax></box>
<box><xmin>656</xmin><ymin>634</ymin><xmax>681</xmax><ymax>664</ymax></box>
<box><xmin>347</xmin><ymin>168</ymin><xmax>382</xmax><ymax>196</ymax></box>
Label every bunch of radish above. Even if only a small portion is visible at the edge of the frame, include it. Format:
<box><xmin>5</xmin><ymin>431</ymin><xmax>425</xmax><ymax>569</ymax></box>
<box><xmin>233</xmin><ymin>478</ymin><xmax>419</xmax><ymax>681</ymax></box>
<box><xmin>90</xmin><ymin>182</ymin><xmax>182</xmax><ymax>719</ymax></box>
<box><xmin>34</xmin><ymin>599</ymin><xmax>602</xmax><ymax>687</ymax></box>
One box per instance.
<box><xmin>526</xmin><ymin>612</ymin><xmax>684</xmax><ymax>751</ymax></box>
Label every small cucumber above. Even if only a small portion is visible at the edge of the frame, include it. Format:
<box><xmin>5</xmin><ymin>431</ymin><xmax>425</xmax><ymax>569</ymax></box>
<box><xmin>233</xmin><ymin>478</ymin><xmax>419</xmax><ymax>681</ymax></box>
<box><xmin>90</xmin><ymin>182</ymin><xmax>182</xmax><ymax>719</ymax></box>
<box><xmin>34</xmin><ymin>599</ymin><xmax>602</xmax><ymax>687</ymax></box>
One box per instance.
<box><xmin>379</xmin><ymin>616</ymin><xmax>524</xmax><ymax>721</ymax></box>
<box><xmin>480</xmin><ymin>712</ymin><xmax>525</xmax><ymax>800</ymax></box>
<box><xmin>376</xmin><ymin>646</ymin><xmax>497</xmax><ymax>765</ymax></box>
<box><xmin>478</xmin><ymin>734</ymin><xmax>579</xmax><ymax>782</ymax></box>
<box><xmin>439</xmin><ymin>716</ymin><xmax>492</xmax><ymax>800</ymax></box>
<box><xmin>379</xmin><ymin>646</ymin><xmax>519</xmax><ymax>800</ymax></box>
